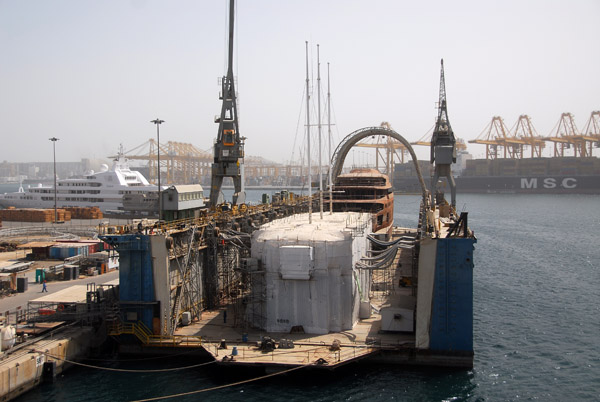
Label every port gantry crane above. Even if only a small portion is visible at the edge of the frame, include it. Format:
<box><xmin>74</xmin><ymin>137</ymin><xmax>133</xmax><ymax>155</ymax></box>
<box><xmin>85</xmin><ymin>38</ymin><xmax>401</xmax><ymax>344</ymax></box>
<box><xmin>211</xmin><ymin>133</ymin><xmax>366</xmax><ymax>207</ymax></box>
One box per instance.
<box><xmin>209</xmin><ymin>0</ymin><xmax>245</xmax><ymax>207</ymax></box>
<box><xmin>469</xmin><ymin>116</ymin><xmax>527</xmax><ymax>159</ymax></box>
<box><xmin>430</xmin><ymin>59</ymin><xmax>457</xmax><ymax>208</ymax></box>
<box><xmin>543</xmin><ymin>112</ymin><xmax>598</xmax><ymax>158</ymax></box>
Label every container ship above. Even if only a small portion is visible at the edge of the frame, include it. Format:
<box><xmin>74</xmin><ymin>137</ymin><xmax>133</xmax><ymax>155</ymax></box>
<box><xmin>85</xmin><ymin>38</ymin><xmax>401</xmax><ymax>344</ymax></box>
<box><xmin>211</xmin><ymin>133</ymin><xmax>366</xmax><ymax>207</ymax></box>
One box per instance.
<box><xmin>393</xmin><ymin>155</ymin><xmax>600</xmax><ymax>194</ymax></box>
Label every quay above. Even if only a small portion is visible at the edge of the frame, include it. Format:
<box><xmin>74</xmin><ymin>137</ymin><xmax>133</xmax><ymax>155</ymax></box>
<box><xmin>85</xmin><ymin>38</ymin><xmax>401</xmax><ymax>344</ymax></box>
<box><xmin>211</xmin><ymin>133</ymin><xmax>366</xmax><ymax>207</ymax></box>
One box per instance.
<box><xmin>0</xmin><ymin>266</ymin><xmax>120</xmax><ymax>401</ymax></box>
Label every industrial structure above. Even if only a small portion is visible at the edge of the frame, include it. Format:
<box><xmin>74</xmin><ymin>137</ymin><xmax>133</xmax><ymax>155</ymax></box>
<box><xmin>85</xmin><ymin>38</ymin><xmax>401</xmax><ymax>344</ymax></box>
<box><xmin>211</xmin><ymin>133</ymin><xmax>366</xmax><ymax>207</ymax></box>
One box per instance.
<box><xmin>429</xmin><ymin>59</ymin><xmax>457</xmax><ymax>207</ymax></box>
<box><xmin>96</xmin><ymin>110</ymin><xmax>600</xmax><ymax>194</ymax></box>
<box><xmin>469</xmin><ymin>111</ymin><xmax>600</xmax><ymax>160</ymax></box>
<box><xmin>352</xmin><ymin>122</ymin><xmax>410</xmax><ymax>184</ymax></box>
<box><xmin>99</xmin><ymin>123</ymin><xmax>476</xmax><ymax>370</ymax></box>
<box><xmin>209</xmin><ymin>0</ymin><xmax>245</xmax><ymax>206</ymax></box>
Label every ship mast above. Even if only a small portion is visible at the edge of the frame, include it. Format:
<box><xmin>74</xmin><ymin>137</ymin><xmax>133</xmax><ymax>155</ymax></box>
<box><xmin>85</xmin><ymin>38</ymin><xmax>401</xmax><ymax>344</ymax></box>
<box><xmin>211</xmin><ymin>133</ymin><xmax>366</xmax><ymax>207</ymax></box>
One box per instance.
<box><xmin>317</xmin><ymin>45</ymin><xmax>323</xmax><ymax>219</ymax></box>
<box><xmin>305</xmin><ymin>41</ymin><xmax>312</xmax><ymax>224</ymax></box>
<box><xmin>430</xmin><ymin>59</ymin><xmax>457</xmax><ymax>208</ymax></box>
<box><xmin>209</xmin><ymin>0</ymin><xmax>245</xmax><ymax>207</ymax></box>
<box><xmin>327</xmin><ymin>62</ymin><xmax>333</xmax><ymax>214</ymax></box>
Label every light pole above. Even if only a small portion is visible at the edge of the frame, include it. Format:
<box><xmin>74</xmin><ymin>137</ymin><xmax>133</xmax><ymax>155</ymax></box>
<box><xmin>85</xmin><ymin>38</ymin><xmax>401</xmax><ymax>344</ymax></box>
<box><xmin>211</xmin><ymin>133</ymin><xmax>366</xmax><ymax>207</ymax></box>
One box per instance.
<box><xmin>49</xmin><ymin>137</ymin><xmax>59</xmax><ymax>223</ymax></box>
<box><xmin>151</xmin><ymin>119</ymin><xmax>164</xmax><ymax>220</ymax></box>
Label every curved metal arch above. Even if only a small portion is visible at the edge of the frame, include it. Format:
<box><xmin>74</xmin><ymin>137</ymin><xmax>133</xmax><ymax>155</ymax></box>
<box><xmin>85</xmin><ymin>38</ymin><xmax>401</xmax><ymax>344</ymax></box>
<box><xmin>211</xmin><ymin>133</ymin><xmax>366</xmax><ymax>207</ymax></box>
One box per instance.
<box><xmin>330</xmin><ymin>126</ymin><xmax>429</xmax><ymax>204</ymax></box>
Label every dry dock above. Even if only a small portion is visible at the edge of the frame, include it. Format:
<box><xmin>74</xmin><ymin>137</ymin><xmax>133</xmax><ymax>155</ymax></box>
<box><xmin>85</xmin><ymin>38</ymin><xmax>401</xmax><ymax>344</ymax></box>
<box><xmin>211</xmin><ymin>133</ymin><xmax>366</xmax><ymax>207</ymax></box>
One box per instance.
<box><xmin>129</xmin><ymin>227</ymin><xmax>421</xmax><ymax>369</ymax></box>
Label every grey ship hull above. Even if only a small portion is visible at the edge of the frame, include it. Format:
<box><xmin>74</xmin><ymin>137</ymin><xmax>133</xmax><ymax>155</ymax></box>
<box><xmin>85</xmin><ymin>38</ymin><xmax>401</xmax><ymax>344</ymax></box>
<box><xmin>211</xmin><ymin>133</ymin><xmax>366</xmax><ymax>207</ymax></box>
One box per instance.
<box><xmin>394</xmin><ymin>175</ymin><xmax>600</xmax><ymax>194</ymax></box>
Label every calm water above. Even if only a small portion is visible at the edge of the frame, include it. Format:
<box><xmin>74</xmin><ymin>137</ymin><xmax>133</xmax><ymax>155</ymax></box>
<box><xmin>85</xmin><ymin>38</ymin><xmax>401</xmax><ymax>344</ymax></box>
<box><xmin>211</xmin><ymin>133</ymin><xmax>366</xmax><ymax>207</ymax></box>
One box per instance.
<box><xmin>15</xmin><ymin>193</ymin><xmax>600</xmax><ymax>401</ymax></box>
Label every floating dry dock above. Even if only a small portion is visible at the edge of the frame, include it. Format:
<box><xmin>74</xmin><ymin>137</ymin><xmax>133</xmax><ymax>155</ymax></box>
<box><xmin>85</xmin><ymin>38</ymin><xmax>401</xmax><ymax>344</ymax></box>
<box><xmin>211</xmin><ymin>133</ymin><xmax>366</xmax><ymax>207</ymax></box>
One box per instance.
<box><xmin>102</xmin><ymin>200</ymin><xmax>476</xmax><ymax>370</ymax></box>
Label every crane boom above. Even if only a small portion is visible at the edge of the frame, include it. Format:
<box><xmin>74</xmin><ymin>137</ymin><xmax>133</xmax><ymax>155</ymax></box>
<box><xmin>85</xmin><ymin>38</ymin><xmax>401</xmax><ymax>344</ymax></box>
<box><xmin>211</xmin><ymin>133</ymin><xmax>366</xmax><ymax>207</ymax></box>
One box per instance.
<box><xmin>430</xmin><ymin>59</ymin><xmax>457</xmax><ymax>208</ymax></box>
<box><xmin>209</xmin><ymin>0</ymin><xmax>245</xmax><ymax>206</ymax></box>
<box><xmin>430</xmin><ymin>59</ymin><xmax>456</xmax><ymax>164</ymax></box>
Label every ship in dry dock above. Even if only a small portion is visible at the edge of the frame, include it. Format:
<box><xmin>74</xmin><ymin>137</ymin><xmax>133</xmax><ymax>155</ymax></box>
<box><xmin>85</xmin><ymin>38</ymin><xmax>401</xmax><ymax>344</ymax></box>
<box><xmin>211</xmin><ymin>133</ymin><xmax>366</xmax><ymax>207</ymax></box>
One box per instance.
<box><xmin>327</xmin><ymin>168</ymin><xmax>394</xmax><ymax>235</ymax></box>
<box><xmin>97</xmin><ymin>58</ymin><xmax>477</xmax><ymax>370</ymax></box>
<box><xmin>0</xmin><ymin>4</ymin><xmax>477</xmax><ymax>400</ymax></box>
<box><xmin>99</xmin><ymin>132</ymin><xmax>476</xmax><ymax>371</ymax></box>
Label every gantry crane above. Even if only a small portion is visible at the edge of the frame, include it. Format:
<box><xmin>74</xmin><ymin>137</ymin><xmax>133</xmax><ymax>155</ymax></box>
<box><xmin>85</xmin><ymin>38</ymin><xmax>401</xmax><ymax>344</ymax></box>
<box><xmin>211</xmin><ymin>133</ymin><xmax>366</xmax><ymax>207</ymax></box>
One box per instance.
<box><xmin>112</xmin><ymin>140</ymin><xmax>212</xmax><ymax>185</ymax></box>
<box><xmin>542</xmin><ymin>113</ymin><xmax>597</xmax><ymax>157</ymax></box>
<box><xmin>469</xmin><ymin>116</ymin><xmax>526</xmax><ymax>159</ymax></box>
<box><xmin>512</xmin><ymin>115</ymin><xmax>545</xmax><ymax>158</ymax></box>
<box><xmin>430</xmin><ymin>59</ymin><xmax>457</xmax><ymax>208</ymax></box>
<box><xmin>582</xmin><ymin>111</ymin><xmax>600</xmax><ymax>146</ymax></box>
<box><xmin>209</xmin><ymin>0</ymin><xmax>245</xmax><ymax>206</ymax></box>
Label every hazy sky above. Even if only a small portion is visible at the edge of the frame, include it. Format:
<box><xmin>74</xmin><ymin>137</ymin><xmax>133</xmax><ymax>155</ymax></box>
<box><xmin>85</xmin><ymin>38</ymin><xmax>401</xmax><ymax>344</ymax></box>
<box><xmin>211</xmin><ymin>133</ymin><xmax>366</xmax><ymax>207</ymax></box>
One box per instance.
<box><xmin>1</xmin><ymin>0</ymin><xmax>599</xmax><ymax>165</ymax></box>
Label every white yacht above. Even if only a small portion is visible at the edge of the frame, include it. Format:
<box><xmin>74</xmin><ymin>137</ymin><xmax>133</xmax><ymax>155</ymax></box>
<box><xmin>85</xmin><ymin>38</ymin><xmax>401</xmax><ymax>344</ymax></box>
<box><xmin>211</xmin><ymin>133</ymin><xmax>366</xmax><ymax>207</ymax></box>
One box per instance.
<box><xmin>0</xmin><ymin>149</ymin><xmax>160</xmax><ymax>213</ymax></box>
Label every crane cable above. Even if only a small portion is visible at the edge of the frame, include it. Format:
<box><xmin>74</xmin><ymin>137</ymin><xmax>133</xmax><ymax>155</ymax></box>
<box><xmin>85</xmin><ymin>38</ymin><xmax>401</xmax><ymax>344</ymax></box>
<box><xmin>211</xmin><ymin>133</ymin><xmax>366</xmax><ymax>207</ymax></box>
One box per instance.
<box><xmin>33</xmin><ymin>350</ymin><xmax>216</xmax><ymax>373</ymax></box>
<box><xmin>131</xmin><ymin>362</ymin><xmax>314</xmax><ymax>402</ymax></box>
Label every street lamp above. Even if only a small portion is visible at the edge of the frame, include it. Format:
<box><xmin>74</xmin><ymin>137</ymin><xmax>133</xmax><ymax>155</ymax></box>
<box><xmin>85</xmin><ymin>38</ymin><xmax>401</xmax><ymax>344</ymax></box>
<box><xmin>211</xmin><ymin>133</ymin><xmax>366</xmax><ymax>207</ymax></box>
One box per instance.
<box><xmin>49</xmin><ymin>137</ymin><xmax>59</xmax><ymax>223</ymax></box>
<box><xmin>151</xmin><ymin>119</ymin><xmax>164</xmax><ymax>220</ymax></box>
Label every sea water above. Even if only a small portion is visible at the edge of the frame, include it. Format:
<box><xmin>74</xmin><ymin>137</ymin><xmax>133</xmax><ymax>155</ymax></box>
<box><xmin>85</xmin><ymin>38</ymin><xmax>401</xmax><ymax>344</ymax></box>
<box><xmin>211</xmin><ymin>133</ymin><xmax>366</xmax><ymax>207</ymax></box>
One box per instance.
<box><xmin>15</xmin><ymin>193</ymin><xmax>600</xmax><ymax>401</ymax></box>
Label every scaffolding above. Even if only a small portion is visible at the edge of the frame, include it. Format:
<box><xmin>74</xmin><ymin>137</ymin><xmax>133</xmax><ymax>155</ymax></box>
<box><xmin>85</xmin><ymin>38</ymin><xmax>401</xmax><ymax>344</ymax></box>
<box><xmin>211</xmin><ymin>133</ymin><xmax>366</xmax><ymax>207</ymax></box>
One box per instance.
<box><xmin>169</xmin><ymin>226</ymin><xmax>205</xmax><ymax>331</ymax></box>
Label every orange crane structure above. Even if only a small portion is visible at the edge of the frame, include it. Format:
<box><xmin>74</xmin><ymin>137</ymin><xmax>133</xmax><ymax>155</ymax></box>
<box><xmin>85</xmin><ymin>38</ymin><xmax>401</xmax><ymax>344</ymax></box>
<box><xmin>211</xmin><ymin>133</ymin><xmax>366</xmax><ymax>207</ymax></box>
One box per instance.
<box><xmin>542</xmin><ymin>112</ymin><xmax>598</xmax><ymax>157</ymax></box>
<box><xmin>114</xmin><ymin>139</ymin><xmax>212</xmax><ymax>185</ymax></box>
<box><xmin>353</xmin><ymin>121</ymin><xmax>410</xmax><ymax>178</ymax></box>
<box><xmin>468</xmin><ymin>116</ymin><xmax>526</xmax><ymax>159</ymax></box>
<box><xmin>511</xmin><ymin>115</ymin><xmax>546</xmax><ymax>158</ymax></box>
<box><xmin>114</xmin><ymin>139</ymin><xmax>297</xmax><ymax>186</ymax></box>
<box><xmin>469</xmin><ymin>112</ymin><xmax>599</xmax><ymax>159</ymax></box>
<box><xmin>412</xmin><ymin>126</ymin><xmax>468</xmax><ymax>152</ymax></box>
<box><xmin>581</xmin><ymin>110</ymin><xmax>600</xmax><ymax>148</ymax></box>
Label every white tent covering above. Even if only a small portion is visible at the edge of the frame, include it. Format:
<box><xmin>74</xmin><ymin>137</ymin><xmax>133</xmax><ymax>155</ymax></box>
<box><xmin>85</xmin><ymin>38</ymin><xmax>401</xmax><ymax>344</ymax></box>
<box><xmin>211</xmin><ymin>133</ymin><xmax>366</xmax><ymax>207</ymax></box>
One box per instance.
<box><xmin>250</xmin><ymin>212</ymin><xmax>371</xmax><ymax>334</ymax></box>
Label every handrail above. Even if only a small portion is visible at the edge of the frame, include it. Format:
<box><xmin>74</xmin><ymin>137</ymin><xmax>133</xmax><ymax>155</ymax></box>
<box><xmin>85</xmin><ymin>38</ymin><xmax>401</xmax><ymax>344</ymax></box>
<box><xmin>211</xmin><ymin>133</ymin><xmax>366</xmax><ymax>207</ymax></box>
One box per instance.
<box><xmin>110</xmin><ymin>321</ymin><xmax>202</xmax><ymax>347</ymax></box>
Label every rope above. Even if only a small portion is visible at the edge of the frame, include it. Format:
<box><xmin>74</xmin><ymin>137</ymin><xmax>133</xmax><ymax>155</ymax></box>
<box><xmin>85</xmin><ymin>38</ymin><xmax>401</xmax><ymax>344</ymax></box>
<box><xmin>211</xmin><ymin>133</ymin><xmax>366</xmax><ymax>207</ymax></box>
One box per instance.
<box><xmin>35</xmin><ymin>350</ymin><xmax>216</xmax><ymax>373</ymax></box>
<box><xmin>130</xmin><ymin>362</ymin><xmax>313</xmax><ymax>402</ymax></box>
<box><xmin>83</xmin><ymin>348</ymin><xmax>206</xmax><ymax>362</ymax></box>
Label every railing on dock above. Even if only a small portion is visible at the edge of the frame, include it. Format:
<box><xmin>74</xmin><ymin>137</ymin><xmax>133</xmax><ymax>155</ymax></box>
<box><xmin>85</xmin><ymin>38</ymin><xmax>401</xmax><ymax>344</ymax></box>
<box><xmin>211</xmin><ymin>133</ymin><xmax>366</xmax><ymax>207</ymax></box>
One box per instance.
<box><xmin>110</xmin><ymin>320</ymin><xmax>202</xmax><ymax>347</ymax></box>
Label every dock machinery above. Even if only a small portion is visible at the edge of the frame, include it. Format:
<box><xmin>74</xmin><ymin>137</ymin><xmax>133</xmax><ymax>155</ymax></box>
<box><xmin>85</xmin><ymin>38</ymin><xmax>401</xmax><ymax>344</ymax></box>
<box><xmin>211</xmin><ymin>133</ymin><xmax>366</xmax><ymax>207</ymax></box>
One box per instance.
<box><xmin>209</xmin><ymin>0</ymin><xmax>245</xmax><ymax>207</ymax></box>
<box><xmin>430</xmin><ymin>59</ymin><xmax>457</xmax><ymax>208</ymax></box>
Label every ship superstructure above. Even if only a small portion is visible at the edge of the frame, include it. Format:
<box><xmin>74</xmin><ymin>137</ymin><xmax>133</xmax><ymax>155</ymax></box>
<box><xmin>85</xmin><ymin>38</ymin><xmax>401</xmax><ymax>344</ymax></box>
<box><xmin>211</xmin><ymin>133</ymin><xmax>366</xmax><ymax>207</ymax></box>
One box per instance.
<box><xmin>0</xmin><ymin>149</ymin><xmax>159</xmax><ymax>212</ymax></box>
<box><xmin>327</xmin><ymin>168</ymin><xmax>394</xmax><ymax>234</ymax></box>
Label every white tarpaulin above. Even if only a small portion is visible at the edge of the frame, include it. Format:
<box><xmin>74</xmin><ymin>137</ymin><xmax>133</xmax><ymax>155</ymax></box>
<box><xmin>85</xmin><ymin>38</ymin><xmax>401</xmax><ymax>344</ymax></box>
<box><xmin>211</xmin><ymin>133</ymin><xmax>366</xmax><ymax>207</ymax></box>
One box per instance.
<box><xmin>251</xmin><ymin>212</ymin><xmax>370</xmax><ymax>334</ymax></box>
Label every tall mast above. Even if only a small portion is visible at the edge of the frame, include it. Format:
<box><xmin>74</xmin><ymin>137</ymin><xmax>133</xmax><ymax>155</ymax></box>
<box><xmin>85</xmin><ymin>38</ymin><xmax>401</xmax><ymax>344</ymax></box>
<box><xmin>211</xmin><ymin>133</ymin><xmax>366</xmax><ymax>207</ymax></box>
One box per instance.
<box><xmin>209</xmin><ymin>0</ymin><xmax>245</xmax><ymax>206</ymax></box>
<box><xmin>327</xmin><ymin>62</ymin><xmax>333</xmax><ymax>214</ymax></box>
<box><xmin>317</xmin><ymin>45</ymin><xmax>323</xmax><ymax>219</ymax></box>
<box><xmin>305</xmin><ymin>41</ymin><xmax>312</xmax><ymax>224</ymax></box>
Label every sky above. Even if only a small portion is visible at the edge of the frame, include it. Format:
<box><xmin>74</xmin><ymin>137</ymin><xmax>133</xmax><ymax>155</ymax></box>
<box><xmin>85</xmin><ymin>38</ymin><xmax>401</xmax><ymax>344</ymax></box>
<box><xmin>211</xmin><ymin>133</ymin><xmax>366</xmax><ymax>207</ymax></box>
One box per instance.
<box><xmin>1</xmin><ymin>0</ymin><xmax>599</xmax><ymax>165</ymax></box>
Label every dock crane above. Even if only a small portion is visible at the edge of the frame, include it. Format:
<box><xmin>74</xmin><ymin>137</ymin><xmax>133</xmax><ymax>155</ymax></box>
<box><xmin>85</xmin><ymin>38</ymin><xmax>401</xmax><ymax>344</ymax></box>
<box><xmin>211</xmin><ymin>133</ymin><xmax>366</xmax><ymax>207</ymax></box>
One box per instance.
<box><xmin>209</xmin><ymin>0</ymin><xmax>245</xmax><ymax>207</ymax></box>
<box><xmin>430</xmin><ymin>59</ymin><xmax>457</xmax><ymax>208</ymax></box>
